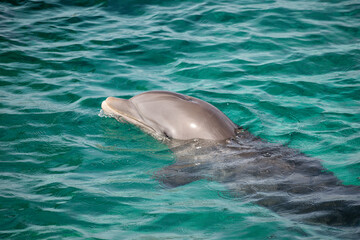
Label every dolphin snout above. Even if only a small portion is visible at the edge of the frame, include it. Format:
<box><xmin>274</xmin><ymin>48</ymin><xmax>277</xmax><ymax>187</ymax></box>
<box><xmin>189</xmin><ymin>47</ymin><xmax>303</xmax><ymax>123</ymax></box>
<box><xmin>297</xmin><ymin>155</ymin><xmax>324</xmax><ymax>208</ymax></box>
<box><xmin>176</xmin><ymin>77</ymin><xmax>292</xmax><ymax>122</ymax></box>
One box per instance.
<box><xmin>101</xmin><ymin>96</ymin><xmax>138</xmax><ymax>120</ymax></box>
<box><xmin>102</xmin><ymin>96</ymin><xmax>118</xmax><ymax>108</ymax></box>
<box><xmin>102</xmin><ymin>96</ymin><xmax>124</xmax><ymax>113</ymax></box>
<box><xmin>101</xmin><ymin>97</ymin><xmax>115</xmax><ymax>114</ymax></box>
<box><xmin>105</xmin><ymin>96</ymin><xmax>117</xmax><ymax>103</ymax></box>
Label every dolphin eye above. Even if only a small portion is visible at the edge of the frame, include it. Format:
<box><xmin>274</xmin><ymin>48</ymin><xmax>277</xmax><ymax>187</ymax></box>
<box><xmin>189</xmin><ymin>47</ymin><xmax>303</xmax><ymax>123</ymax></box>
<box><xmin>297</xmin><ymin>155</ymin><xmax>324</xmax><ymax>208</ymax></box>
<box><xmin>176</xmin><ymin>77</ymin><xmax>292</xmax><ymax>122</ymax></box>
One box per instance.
<box><xmin>163</xmin><ymin>131</ymin><xmax>171</xmax><ymax>139</ymax></box>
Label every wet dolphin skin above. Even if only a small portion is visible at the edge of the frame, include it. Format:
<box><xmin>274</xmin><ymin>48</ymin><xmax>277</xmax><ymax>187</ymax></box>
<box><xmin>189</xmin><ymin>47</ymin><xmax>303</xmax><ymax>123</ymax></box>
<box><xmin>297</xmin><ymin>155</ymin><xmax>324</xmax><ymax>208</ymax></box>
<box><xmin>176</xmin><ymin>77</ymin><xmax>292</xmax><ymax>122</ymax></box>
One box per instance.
<box><xmin>102</xmin><ymin>91</ymin><xmax>360</xmax><ymax>226</ymax></box>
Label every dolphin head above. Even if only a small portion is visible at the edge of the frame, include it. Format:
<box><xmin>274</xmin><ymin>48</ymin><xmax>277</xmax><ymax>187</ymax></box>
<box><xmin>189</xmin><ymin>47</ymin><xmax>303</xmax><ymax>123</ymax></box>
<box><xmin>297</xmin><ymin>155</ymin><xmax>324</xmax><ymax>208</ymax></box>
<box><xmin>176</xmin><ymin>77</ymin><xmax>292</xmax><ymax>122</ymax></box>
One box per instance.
<box><xmin>101</xmin><ymin>91</ymin><xmax>238</xmax><ymax>141</ymax></box>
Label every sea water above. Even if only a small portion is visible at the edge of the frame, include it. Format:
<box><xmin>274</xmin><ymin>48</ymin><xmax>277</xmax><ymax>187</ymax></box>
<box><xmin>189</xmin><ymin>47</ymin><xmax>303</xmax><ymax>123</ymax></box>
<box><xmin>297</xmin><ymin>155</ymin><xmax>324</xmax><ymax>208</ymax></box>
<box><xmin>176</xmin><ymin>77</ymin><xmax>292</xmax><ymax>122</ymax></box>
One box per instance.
<box><xmin>0</xmin><ymin>0</ymin><xmax>359</xmax><ymax>239</ymax></box>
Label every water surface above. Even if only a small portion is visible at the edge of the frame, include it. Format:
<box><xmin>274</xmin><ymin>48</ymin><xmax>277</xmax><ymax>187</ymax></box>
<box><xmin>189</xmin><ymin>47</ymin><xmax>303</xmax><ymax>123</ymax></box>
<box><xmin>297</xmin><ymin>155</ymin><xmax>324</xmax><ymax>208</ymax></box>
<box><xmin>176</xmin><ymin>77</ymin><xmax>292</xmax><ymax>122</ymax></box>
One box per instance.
<box><xmin>1</xmin><ymin>0</ymin><xmax>360</xmax><ymax>239</ymax></box>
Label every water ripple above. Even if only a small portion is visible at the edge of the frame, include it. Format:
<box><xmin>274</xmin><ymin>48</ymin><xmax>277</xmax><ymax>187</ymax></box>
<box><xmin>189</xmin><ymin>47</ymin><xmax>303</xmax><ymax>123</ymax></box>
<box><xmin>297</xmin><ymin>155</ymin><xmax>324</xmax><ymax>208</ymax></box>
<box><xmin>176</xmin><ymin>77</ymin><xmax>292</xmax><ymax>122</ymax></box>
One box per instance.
<box><xmin>1</xmin><ymin>0</ymin><xmax>360</xmax><ymax>239</ymax></box>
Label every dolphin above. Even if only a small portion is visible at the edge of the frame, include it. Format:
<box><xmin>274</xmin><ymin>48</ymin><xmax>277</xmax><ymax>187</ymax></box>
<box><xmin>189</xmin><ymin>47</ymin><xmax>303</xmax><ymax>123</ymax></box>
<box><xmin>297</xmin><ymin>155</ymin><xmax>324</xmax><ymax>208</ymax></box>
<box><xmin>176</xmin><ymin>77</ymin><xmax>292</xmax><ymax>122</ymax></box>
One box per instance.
<box><xmin>101</xmin><ymin>91</ymin><xmax>360</xmax><ymax>227</ymax></box>
<box><xmin>101</xmin><ymin>91</ymin><xmax>237</xmax><ymax>140</ymax></box>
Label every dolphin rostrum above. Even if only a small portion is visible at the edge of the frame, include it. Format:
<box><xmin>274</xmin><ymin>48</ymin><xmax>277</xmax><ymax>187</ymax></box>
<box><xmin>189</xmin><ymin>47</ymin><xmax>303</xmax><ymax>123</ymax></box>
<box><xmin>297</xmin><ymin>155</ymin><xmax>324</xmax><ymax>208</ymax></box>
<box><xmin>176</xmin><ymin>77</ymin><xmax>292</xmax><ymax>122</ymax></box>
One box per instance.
<box><xmin>101</xmin><ymin>91</ymin><xmax>360</xmax><ymax>227</ymax></box>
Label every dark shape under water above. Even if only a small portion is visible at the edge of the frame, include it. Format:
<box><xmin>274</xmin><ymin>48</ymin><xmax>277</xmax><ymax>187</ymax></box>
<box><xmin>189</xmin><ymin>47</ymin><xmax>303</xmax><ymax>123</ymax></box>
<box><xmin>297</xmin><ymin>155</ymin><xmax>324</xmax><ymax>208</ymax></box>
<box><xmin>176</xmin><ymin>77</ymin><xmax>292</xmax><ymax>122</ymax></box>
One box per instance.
<box><xmin>157</xmin><ymin>132</ymin><xmax>360</xmax><ymax>226</ymax></box>
<box><xmin>101</xmin><ymin>91</ymin><xmax>360</xmax><ymax>227</ymax></box>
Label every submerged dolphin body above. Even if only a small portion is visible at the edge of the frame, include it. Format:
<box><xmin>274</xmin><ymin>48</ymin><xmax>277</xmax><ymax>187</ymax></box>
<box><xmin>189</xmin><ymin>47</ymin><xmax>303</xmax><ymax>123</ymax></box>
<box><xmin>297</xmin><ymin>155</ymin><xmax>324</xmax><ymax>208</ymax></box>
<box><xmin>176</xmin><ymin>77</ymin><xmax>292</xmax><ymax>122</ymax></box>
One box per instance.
<box><xmin>102</xmin><ymin>91</ymin><xmax>360</xmax><ymax>226</ymax></box>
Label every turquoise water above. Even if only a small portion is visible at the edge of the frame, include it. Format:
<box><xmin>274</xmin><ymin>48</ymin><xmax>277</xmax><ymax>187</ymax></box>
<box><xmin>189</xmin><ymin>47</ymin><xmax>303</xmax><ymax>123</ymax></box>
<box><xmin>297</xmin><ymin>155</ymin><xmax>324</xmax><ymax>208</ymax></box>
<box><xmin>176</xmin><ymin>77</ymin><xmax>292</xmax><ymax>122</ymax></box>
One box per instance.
<box><xmin>1</xmin><ymin>0</ymin><xmax>360</xmax><ymax>239</ymax></box>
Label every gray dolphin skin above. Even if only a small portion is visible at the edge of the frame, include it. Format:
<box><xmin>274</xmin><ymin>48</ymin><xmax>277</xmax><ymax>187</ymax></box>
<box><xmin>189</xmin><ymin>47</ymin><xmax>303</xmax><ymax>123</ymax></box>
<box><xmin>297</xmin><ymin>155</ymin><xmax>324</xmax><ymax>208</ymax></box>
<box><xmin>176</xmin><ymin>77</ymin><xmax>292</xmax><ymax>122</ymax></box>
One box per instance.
<box><xmin>101</xmin><ymin>91</ymin><xmax>237</xmax><ymax>140</ymax></box>
<box><xmin>102</xmin><ymin>91</ymin><xmax>360</xmax><ymax>227</ymax></box>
